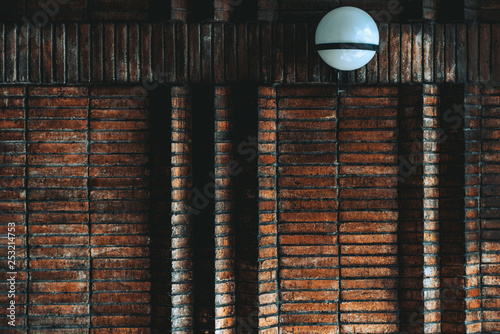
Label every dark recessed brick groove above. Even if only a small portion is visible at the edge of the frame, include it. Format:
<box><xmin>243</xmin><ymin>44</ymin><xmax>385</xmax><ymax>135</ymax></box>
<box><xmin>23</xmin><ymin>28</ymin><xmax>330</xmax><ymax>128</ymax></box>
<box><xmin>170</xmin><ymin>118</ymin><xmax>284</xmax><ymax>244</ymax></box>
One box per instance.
<box><xmin>479</xmin><ymin>84</ymin><xmax>500</xmax><ymax>333</ymax></box>
<box><xmin>28</xmin><ymin>86</ymin><xmax>91</xmax><ymax>330</ymax></box>
<box><xmin>422</xmin><ymin>83</ymin><xmax>441</xmax><ymax>333</ymax></box>
<box><xmin>398</xmin><ymin>85</ymin><xmax>425</xmax><ymax>334</ymax></box>
<box><xmin>0</xmin><ymin>86</ymin><xmax>28</xmax><ymax>328</ymax></box>
<box><xmin>89</xmin><ymin>86</ymin><xmax>151</xmax><ymax>332</ymax></box>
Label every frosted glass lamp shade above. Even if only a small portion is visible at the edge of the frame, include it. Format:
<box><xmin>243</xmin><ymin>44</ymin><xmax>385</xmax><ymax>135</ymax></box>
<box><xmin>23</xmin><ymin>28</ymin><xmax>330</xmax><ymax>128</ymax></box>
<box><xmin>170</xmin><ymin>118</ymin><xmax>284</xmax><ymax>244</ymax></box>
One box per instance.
<box><xmin>315</xmin><ymin>6</ymin><xmax>379</xmax><ymax>71</ymax></box>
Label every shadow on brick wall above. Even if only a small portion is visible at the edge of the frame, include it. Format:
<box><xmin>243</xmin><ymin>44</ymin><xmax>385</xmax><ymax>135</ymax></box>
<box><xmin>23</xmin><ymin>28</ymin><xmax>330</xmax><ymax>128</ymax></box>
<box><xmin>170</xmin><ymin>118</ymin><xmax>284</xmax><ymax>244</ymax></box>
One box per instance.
<box><xmin>438</xmin><ymin>84</ymin><xmax>466</xmax><ymax>334</ymax></box>
<box><xmin>148</xmin><ymin>85</ymin><xmax>173</xmax><ymax>332</ymax></box>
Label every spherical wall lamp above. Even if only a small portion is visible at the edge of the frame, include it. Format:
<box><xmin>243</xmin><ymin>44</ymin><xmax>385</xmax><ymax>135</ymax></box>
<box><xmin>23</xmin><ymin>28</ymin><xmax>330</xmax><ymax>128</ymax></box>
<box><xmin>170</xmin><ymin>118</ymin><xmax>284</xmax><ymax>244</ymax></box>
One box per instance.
<box><xmin>315</xmin><ymin>6</ymin><xmax>379</xmax><ymax>71</ymax></box>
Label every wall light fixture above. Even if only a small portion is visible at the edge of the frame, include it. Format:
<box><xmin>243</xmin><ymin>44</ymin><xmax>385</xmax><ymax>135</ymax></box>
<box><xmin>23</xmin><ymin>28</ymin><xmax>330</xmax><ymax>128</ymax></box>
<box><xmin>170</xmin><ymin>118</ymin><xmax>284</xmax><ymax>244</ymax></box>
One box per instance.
<box><xmin>315</xmin><ymin>6</ymin><xmax>379</xmax><ymax>71</ymax></box>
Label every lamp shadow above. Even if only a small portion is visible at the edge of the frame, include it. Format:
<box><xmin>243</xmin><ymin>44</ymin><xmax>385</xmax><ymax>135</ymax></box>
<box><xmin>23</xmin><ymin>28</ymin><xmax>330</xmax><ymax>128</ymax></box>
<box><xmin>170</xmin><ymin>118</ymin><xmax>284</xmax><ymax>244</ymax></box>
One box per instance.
<box><xmin>148</xmin><ymin>85</ymin><xmax>173</xmax><ymax>333</ymax></box>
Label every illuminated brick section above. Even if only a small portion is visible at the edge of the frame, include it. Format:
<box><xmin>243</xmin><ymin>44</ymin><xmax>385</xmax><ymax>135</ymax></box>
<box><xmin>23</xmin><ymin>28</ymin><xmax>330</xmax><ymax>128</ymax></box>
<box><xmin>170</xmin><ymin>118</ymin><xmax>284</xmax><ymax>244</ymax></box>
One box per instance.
<box><xmin>89</xmin><ymin>87</ymin><xmax>151</xmax><ymax>332</ymax></box>
<box><xmin>170</xmin><ymin>86</ymin><xmax>194</xmax><ymax>334</ymax></box>
<box><xmin>257</xmin><ymin>86</ymin><xmax>279</xmax><ymax>334</ymax></box>
<box><xmin>422</xmin><ymin>84</ymin><xmax>442</xmax><ymax>334</ymax></box>
<box><xmin>0</xmin><ymin>82</ymin><xmax>498</xmax><ymax>332</ymax></box>
<box><xmin>258</xmin><ymin>85</ymin><xmax>401</xmax><ymax>333</ymax></box>
<box><xmin>480</xmin><ymin>84</ymin><xmax>500</xmax><ymax>333</ymax></box>
<box><xmin>464</xmin><ymin>84</ymin><xmax>482</xmax><ymax>334</ymax></box>
<box><xmin>276</xmin><ymin>85</ymin><xmax>339</xmax><ymax>333</ymax></box>
<box><xmin>27</xmin><ymin>87</ymin><xmax>90</xmax><ymax>330</ymax></box>
<box><xmin>0</xmin><ymin>0</ymin><xmax>498</xmax><ymax>332</ymax></box>
<box><xmin>214</xmin><ymin>86</ymin><xmax>237</xmax><ymax>333</ymax></box>
<box><xmin>338</xmin><ymin>86</ymin><xmax>399</xmax><ymax>334</ymax></box>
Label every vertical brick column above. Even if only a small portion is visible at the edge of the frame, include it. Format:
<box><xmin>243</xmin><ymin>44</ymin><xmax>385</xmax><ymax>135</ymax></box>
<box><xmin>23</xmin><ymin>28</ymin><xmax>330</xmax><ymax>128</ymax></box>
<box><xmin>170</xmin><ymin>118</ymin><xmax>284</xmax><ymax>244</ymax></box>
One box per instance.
<box><xmin>27</xmin><ymin>87</ymin><xmax>90</xmax><ymax>330</ymax></box>
<box><xmin>171</xmin><ymin>0</ymin><xmax>191</xmax><ymax>21</ymax></box>
<box><xmin>338</xmin><ymin>86</ymin><xmax>399</xmax><ymax>334</ymax></box>
<box><xmin>438</xmin><ymin>0</ymin><xmax>466</xmax><ymax>21</ymax></box>
<box><xmin>230</xmin><ymin>86</ymin><xmax>259</xmax><ymax>333</ymax></box>
<box><xmin>190</xmin><ymin>86</ymin><xmax>216</xmax><ymax>333</ymax></box>
<box><xmin>464</xmin><ymin>84</ymin><xmax>482</xmax><ymax>334</ymax></box>
<box><xmin>422</xmin><ymin>84</ymin><xmax>441</xmax><ymax>334</ymax></box>
<box><xmin>0</xmin><ymin>87</ymin><xmax>27</xmax><ymax>330</ymax></box>
<box><xmin>438</xmin><ymin>84</ymin><xmax>466</xmax><ymax>334</ymax></box>
<box><xmin>170</xmin><ymin>86</ymin><xmax>194</xmax><ymax>334</ymax></box>
<box><xmin>214</xmin><ymin>86</ymin><xmax>236</xmax><ymax>333</ymax></box>
<box><xmin>276</xmin><ymin>85</ymin><xmax>339</xmax><ymax>333</ymax></box>
<box><xmin>479</xmin><ymin>84</ymin><xmax>500</xmax><ymax>333</ymax></box>
<box><xmin>89</xmin><ymin>87</ymin><xmax>151</xmax><ymax>332</ymax></box>
<box><xmin>257</xmin><ymin>86</ymin><xmax>279</xmax><ymax>333</ymax></box>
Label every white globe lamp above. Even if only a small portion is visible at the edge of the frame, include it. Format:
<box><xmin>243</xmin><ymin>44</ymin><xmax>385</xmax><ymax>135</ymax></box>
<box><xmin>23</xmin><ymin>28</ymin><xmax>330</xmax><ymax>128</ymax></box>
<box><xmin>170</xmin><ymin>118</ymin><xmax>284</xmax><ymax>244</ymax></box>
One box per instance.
<box><xmin>315</xmin><ymin>6</ymin><xmax>379</xmax><ymax>71</ymax></box>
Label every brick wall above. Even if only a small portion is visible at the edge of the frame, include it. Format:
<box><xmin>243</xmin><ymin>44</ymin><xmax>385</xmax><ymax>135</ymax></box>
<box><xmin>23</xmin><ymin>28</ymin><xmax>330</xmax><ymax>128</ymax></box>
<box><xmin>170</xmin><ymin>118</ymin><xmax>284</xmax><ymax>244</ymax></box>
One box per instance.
<box><xmin>0</xmin><ymin>0</ymin><xmax>499</xmax><ymax>333</ymax></box>
<box><xmin>479</xmin><ymin>84</ymin><xmax>500</xmax><ymax>333</ymax></box>
<box><xmin>5</xmin><ymin>0</ymin><xmax>498</xmax><ymax>23</ymax></box>
<box><xmin>0</xmin><ymin>86</ymin><xmax>154</xmax><ymax>332</ymax></box>
<box><xmin>0</xmin><ymin>85</ymin><xmax>499</xmax><ymax>331</ymax></box>
<box><xmin>276</xmin><ymin>85</ymin><xmax>339</xmax><ymax>333</ymax></box>
<box><xmin>0</xmin><ymin>21</ymin><xmax>498</xmax><ymax>84</ymax></box>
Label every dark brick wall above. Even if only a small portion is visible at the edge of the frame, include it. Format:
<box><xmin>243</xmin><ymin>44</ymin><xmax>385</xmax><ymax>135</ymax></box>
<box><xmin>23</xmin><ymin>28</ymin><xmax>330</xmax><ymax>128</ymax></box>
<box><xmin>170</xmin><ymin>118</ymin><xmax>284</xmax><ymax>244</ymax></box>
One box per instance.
<box><xmin>0</xmin><ymin>0</ymin><xmax>498</xmax><ymax>333</ymax></box>
<box><xmin>0</xmin><ymin>21</ymin><xmax>498</xmax><ymax>84</ymax></box>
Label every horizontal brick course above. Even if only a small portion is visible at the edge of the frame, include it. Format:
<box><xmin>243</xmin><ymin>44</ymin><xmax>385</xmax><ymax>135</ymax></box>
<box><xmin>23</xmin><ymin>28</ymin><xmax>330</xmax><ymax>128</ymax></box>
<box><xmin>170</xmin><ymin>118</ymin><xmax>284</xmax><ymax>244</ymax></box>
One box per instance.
<box><xmin>0</xmin><ymin>21</ymin><xmax>497</xmax><ymax>84</ymax></box>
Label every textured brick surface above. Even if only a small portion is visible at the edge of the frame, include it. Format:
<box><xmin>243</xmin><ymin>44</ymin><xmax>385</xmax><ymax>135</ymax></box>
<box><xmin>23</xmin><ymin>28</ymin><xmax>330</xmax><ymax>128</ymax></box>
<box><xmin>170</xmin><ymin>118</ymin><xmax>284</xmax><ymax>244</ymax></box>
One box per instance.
<box><xmin>338</xmin><ymin>86</ymin><xmax>399</xmax><ymax>334</ymax></box>
<box><xmin>276</xmin><ymin>86</ymin><xmax>339</xmax><ymax>333</ymax></box>
<box><xmin>0</xmin><ymin>21</ymin><xmax>497</xmax><ymax>84</ymax></box>
<box><xmin>0</xmin><ymin>0</ymin><xmax>499</xmax><ymax>333</ymax></box>
<box><xmin>0</xmin><ymin>86</ymin><xmax>152</xmax><ymax>332</ymax></box>
<box><xmin>480</xmin><ymin>84</ymin><xmax>500</xmax><ymax>334</ymax></box>
<box><xmin>89</xmin><ymin>87</ymin><xmax>151</xmax><ymax>332</ymax></box>
<box><xmin>28</xmin><ymin>86</ymin><xmax>90</xmax><ymax>330</ymax></box>
<box><xmin>170</xmin><ymin>86</ymin><xmax>193</xmax><ymax>334</ymax></box>
<box><xmin>0</xmin><ymin>0</ymin><xmax>496</xmax><ymax>23</ymax></box>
